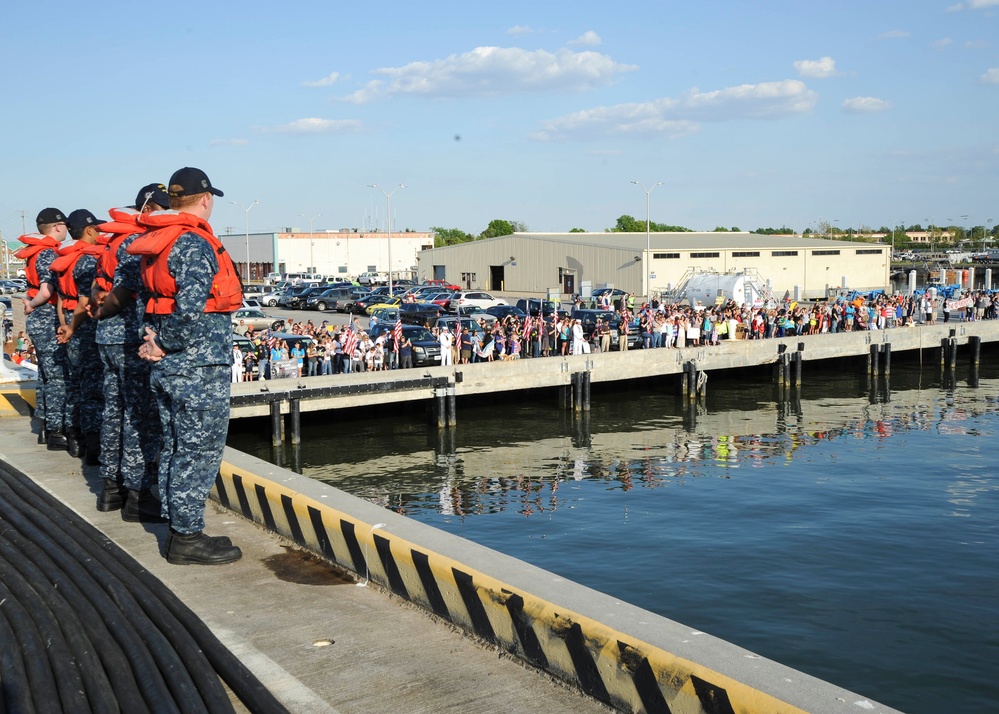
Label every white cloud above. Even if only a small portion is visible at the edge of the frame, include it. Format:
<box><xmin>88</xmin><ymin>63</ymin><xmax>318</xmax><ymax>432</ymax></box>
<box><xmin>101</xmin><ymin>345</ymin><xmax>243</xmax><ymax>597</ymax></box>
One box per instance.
<box><xmin>931</xmin><ymin>37</ymin><xmax>954</xmax><ymax>48</ymax></box>
<box><xmin>842</xmin><ymin>96</ymin><xmax>892</xmax><ymax>113</ymax></box>
<box><xmin>210</xmin><ymin>138</ymin><xmax>249</xmax><ymax>147</ymax></box>
<box><xmin>981</xmin><ymin>68</ymin><xmax>999</xmax><ymax>83</ymax></box>
<box><xmin>507</xmin><ymin>25</ymin><xmax>534</xmax><ymax>35</ymax></box>
<box><xmin>568</xmin><ymin>31</ymin><xmax>601</xmax><ymax>47</ymax></box>
<box><xmin>793</xmin><ymin>56</ymin><xmax>837</xmax><ymax>78</ymax></box>
<box><xmin>339</xmin><ymin>46</ymin><xmax>637</xmax><ymax>103</ymax></box>
<box><xmin>254</xmin><ymin>118</ymin><xmax>363</xmax><ymax>135</ymax></box>
<box><xmin>533</xmin><ymin>79</ymin><xmax>817</xmax><ymax>141</ymax></box>
<box><xmin>302</xmin><ymin>72</ymin><xmax>340</xmax><ymax>88</ymax></box>
<box><xmin>341</xmin><ymin>81</ymin><xmax>385</xmax><ymax>105</ymax></box>
<box><xmin>965</xmin><ymin>39</ymin><xmax>988</xmax><ymax>48</ymax></box>
<box><xmin>879</xmin><ymin>29</ymin><xmax>910</xmax><ymax>38</ymax></box>
<box><xmin>947</xmin><ymin>0</ymin><xmax>999</xmax><ymax>11</ymax></box>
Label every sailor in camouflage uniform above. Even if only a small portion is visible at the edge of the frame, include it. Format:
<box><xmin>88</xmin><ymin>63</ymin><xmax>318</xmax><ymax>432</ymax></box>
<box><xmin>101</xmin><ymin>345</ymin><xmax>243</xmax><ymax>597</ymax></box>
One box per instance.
<box><xmin>92</xmin><ymin>186</ymin><xmax>167</xmax><ymax>517</ymax></box>
<box><xmin>132</xmin><ymin>167</ymin><xmax>242</xmax><ymax>565</ymax></box>
<box><xmin>55</xmin><ymin>209</ymin><xmax>106</xmax><ymax>460</ymax></box>
<box><xmin>18</xmin><ymin>208</ymin><xmax>71</xmax><ymax>449</ymax></box>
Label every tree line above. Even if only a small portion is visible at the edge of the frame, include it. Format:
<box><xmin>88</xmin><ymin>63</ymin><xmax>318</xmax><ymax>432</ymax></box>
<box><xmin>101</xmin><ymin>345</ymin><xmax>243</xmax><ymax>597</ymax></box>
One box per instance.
<box><xmin>430</xmin><ymin>217</ymin><xmax>999</xmax><ymax>248</ymax></box>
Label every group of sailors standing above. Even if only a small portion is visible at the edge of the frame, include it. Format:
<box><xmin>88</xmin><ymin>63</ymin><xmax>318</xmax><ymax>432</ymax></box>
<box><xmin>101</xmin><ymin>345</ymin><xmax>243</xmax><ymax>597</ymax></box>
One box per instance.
<box><xmin>17</xmin><ymin>167</ymin><xmax>244</xmax><ymax>565</ymax></box>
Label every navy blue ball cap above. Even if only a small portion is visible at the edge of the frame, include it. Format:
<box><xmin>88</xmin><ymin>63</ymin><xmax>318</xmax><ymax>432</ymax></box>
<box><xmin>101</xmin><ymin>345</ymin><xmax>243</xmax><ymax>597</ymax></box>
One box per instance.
<box><xmin>132</xmin><ymin>182</ymin><xmax>172</xmax><ymax>210</ymax></box>
<box><xmin>66</xmin><ymin>209</ymin><xmax>106</xmax><ymax>236</ymax></box>
<box><xmin>36</xmin><ymin>207</ymin><xmax>66</xmax><ymax>225</ymax></box>
<box><xmin>168</xmin><ymin>167</ymin><xmax>224</xmax><ymax>198</ymax></box>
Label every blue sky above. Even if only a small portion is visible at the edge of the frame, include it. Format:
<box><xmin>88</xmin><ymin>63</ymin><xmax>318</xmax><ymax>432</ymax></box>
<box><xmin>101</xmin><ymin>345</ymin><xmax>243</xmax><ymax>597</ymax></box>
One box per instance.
<box><xmin>1</xmin><ymin>0</ymin><xmax>997</xmax><ymax>240</ymax></box>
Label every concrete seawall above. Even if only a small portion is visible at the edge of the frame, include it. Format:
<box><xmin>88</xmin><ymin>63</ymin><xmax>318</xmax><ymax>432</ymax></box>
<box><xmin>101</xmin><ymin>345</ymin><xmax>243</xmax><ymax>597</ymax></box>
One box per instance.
<box><xmin>230</xmin><ymin>320</ymin><xmax>999</xmax><ymax>420</ymax></box>
<box><xmin>216</xmin><ymin>447</ymin><xmax>902</xmax><ymax>713</ymax></box>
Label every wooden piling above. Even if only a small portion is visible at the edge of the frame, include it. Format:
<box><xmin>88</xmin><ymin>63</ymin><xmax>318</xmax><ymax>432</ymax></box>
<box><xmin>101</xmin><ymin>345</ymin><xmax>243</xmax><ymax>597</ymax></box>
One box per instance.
<box><xmin>446</xmin><ymin>382</ymin><xmax>457</xmax><ymax>427</ymax></box>
<box><xmin>270</xmin><ymin>400</ymin><xmax>283</xmax><ymax>447</ymax></box>
<box><xmin>288</xmin><ymin>398</ymin><xmax>301</xmax><ymax>445</ymax></box>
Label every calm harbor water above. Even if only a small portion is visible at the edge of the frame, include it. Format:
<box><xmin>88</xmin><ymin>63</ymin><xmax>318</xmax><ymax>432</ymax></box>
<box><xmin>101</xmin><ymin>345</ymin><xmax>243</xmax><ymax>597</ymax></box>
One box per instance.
<box><xmin>229</xmin><ymin>355</ymin><xmax>999</xmax><ymax>714</ymax></box>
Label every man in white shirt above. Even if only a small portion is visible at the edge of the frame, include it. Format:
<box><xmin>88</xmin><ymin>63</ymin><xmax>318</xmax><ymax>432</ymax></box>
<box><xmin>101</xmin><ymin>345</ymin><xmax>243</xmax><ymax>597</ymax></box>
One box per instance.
<box><xmin>571</xmin><ymin>319</ymin><xmax>585</xmax><ymax>355</ymax></box>
<box><xmin>439</xmin><ymin>326</ymin><xmax>453</xmax><ymax>366</ymax></box>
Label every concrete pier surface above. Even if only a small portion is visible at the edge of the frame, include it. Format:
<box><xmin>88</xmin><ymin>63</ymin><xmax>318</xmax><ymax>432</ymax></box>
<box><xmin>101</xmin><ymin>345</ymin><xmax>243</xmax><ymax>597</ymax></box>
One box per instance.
<box><xmin>0</xmin><ymin>413</ymin><xmax>610</xmax><ymax>714</ymax></box>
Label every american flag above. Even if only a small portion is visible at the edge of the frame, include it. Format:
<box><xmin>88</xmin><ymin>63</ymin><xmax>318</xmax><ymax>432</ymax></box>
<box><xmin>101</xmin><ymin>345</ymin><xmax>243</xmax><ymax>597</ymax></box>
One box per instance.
<box><xmin>392</xmin><ymin>319</ymin><xmax>402</xmax><ymax>351</ymax></box>
<box><xmin>522</xmin><ymin>315</ymin><xmax>533</xmax><ymax>339</ymax></box>
<box><xmin>266</xmin><ymin>329</ymin><xmax>276</xmax><ymax>349</ymax></box>
<box><xmin>342</xmin><ymin>325</ymin><xmax>358</xmax><ymax>356</ymax></box>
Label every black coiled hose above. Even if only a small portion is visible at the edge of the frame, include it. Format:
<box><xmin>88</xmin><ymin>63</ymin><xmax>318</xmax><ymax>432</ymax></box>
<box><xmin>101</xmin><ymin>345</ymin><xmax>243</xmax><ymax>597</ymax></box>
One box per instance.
<box><xmin>0</xmin><ymin>460</ymin><xmax>289</xmax><ymax>714</ymax></box>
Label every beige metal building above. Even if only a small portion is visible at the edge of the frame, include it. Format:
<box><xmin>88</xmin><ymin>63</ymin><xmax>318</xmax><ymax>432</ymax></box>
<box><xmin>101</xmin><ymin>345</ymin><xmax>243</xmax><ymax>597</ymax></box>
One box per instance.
<box><xmin>417</xmin><ymin>232</ymin><xmax>891</xmax><ymax>300</ymax></box>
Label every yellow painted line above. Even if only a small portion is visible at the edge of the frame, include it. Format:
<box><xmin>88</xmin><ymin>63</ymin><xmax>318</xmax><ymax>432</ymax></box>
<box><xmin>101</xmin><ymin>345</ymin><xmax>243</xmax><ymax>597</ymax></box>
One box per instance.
<box><xmin>214</xmin><ymin>460</ymin><xmax>811</xmax><ymax>714</ymax></box>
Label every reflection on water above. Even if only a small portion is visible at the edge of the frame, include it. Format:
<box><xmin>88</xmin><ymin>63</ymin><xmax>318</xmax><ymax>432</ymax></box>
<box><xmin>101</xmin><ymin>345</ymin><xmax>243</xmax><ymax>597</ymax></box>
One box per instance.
<box><xmin>228</xmin><ymin>356</ymin><xmax>999</xmax><ymax>714</ymax></box>
<box><xmin>231</xmin><ymin>363</ymin><xmax>999</xmax><ymax>523</ymax></box>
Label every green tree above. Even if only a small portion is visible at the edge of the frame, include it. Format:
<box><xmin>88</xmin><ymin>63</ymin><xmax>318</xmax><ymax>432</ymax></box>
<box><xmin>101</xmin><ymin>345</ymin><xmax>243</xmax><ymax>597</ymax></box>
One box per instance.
<box><xmin>569</xmin><ymin>227</ymin><xmax>586</xmax><ymax>233</ymax></box>
<box><xmin>713</xmin><ymin>226</ymin><xmax>730</xmax><ymax>232</ymax></box>
<box><xmin>730</xmin><ymin>226</ymin><xmax>741</xmax><ymax>232</ymax></box>
<box><xmin>431</xmin><ymin>226</ymin><xmax>474</xmax><ymax>248</ymax></box>
<box><xmin>479</xmin><ymin>219</ymin><xmax>518</xmax><ymax>239</ymax></box>
<box><xmin>752</xmin><ymin>226</ymin><xmax>794</xmax><ymax>235</ymax></box>
<box><xmin>610</xmin><ymin>214</ymin><xmax>692</xmax><ymax>233</ymax></box>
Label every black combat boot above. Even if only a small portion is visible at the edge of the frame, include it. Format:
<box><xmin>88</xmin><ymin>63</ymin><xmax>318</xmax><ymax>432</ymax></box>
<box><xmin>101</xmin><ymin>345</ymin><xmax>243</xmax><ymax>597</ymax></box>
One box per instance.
<box><xmin>84</xmin><ymin>432</ymin><xmax>101</xmax><ymax>466</ymax></box>
<box><xmin>66</xmin><ymin>428</ymin><xmax>84</xmax><ymax>458</ymax></box>
<box><xmin>96</xmin><ymin>478</ymin><xmax>127</xmax><ymax>511</ymax></box>
<box><xmin>37</xmin><ymin>427</ymin><xmax>49</xmax><ymax>445</ymax></box>
<box><xmin>121</xmin><ymin>489</ymin><xmax>168</xmax><ymax>523</ymax></box>
<box><xmin>46</xmin><ymin>430</ymin><xmax>68</xmax><ymax>451</ymax></box>
<box><xmin>166</xmin><ymin>530</ymin><xmax>242</xmax><ymax>565</ymax></box>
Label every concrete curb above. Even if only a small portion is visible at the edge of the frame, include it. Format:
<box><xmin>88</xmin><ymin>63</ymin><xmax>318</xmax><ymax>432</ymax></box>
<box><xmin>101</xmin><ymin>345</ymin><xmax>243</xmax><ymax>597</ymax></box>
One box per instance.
<box><xmin>215</xmin><ymin>447</ymin><xmax>900</xmax><ymax>714</ymax></box>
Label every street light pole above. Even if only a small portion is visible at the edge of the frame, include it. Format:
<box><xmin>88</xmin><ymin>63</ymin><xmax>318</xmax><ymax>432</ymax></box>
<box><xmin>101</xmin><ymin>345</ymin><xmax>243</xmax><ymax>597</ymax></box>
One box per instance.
<box><xmin>367</xmin><ymin>183</ymin><xmax>406</xmax><ymax>295</ymax></box>
<box><xmin>631</xmin><ymin>180</ymin><xmax>662</xmax><ymax>302</ymax></box>
<box><xmin>299</xmin><ymin>213</ymin><xmax>321</xmax><ymax>275</ymax></box>
<box><xmin>231</xmin><ymin>199</ymin><xmax>260</xmax><ymax>282</ymax></box>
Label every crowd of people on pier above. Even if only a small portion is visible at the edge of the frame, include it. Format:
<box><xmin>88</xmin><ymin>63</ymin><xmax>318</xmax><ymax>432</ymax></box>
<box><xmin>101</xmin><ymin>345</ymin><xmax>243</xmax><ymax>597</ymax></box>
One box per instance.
<box><xmin>228</xmin><ymin>289</ymin><xmax>999</xmax><ymax>381</ymax></box>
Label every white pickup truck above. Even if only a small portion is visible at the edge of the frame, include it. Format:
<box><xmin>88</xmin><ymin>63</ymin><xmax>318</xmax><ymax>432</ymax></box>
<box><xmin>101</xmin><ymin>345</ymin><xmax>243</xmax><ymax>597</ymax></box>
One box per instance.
<box><xmin>357</xmin><ymin>271</ymin><xmax>388</xmax><ymax>286</ymax></box>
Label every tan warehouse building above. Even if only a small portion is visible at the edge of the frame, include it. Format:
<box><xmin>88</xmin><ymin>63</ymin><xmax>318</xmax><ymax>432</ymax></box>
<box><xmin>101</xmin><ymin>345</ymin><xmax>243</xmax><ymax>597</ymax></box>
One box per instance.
<box><xmin>417</xmin><ymin>232</ymin><xmax>891</xmax><ymax>300</ymax></box>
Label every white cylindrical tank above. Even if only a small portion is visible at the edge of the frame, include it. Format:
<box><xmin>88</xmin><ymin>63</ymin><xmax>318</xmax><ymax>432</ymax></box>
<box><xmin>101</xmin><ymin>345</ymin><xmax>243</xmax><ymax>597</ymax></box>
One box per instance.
<box><xmin>685</xmin><ymin>273</ymin><xmax>760</xmax><ymax>308</ymax></box>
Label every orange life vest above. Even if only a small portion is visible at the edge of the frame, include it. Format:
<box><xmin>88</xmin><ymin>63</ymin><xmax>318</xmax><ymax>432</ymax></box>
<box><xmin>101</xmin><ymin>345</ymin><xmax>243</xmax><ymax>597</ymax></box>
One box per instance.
<box><xmin>50</xmin><ymin>240</ymin><xmax>106</xmax><ymax>311</ymax></box>
<box><xmin>94</xmin><ymin>208</ymin><xmax>144</xmax><ymax>293</ymax></box>
<box><xmin>126</xmin><ymin>210</ymin><xmax>243</xmax><ymax>315</ymax></box>
<box><xmin>14</xmin><ymin>234</ymin><xmax>61</xmax><ymax>303</ymax></box>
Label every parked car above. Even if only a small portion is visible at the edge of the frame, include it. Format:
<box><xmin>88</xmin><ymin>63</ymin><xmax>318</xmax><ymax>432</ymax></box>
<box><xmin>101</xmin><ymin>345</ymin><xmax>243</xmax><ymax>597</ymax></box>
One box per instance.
<box><xmin>337</xmin><ymin>288</ymin><xmax>372</xmax><ymax>313</ymax></box>
<box><xmin>423</xmin><ymin>292</ymin><xmax>455</xmax><ymax>309</ymax></box>
<box><xmin>231</xmin><ymin>308</ymin><xmax>285</xmax><ymax>332</ymax></box>
<box><xmin>485</xmin><ymin>304</ymin><xmax>527</xmax><ymax>321</ymax></box>
<box><xmin>260</xmin><ymin>288</ymin><xmax>286</xmax><ymax>307</ymax></box>
<box><xmin>434</xmin><ymin>316</ymin><xmax>486</xmax><ymax>339</ymax></box>
<box><xmin>397</xmin><ymin>302</ymin><xmax>443</xmax><ymax>325</ymax></box>
<box><xmin>590</xmin><ymin>287</ymin><xmax>628</xmax><ymax>309</ymax></box>
<box><xmin>352</xmin><ymin>293</ymin><xmax>393</xmax><ymax>315</ymax></box>
<box><xmin>368</xmin><ymin>307</ymin><xmax>400</xmax><ymax>323</ymax></box>
<box><xmin>422</xmin><ymin>278</ymin><xmax>461</xmax><ymax>291</ymax></box>
<box><xmin>570</xmin><ymin>308</ymin><xmax>641</xmax><ymax>350</ymax></box>
<box><xmin>279</xmin><ymin>285</ymin><xmax>325</xmax><ymax>309</ymax></box>
<box><xmin>516</xmin><ymin>298</ymin><xmax>561</xmax><ymax>318</ymax></box>
<box><xmin>448</xmin><ymin>291</ymin><xmax>506</xmax><ymax>313</ymax></box>
<box><xmin>357</xmin><ymin>271</ymin><xmax>388</xmax><ymax>286</ymax></box>
<box><xmin>303</xmin><ymin>286</ymin><xmax>351</xmax><ymax>312</ymax></box>
<box><xmin>1</xmin><ymin>295</ymin><xmax>12</xmax><ymax>318</ymax></box>
<box><xmin>454</xmin><ymin>305</ymin><xmax>497</xmax><ymax>327</ymax></box>
<box><xmin>364</xmin><ymin>295</ymin><xmax>403</xmax><ymax>315</ymax></box>
<box><xmin>263</xmin><ymin>272</ymin><xmax>282</xmax><ymax>285</ymax></box>
<box><xmin>367</xmin><ymin>323</ymin><xmax>441</xmax><ymax>366</ymax></box>
<box><xmin>0</xmin><ymin>281</ymin><xmax>19</xmax><ymax>294</ymax></box>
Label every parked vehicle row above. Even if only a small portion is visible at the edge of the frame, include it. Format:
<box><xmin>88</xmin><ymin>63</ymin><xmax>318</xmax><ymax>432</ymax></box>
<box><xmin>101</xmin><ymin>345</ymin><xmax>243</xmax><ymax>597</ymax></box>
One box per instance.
<box><xmin>0</xmin><ymin>278</ymin><xmax>27</xmax><ymax>294</ymax></box>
